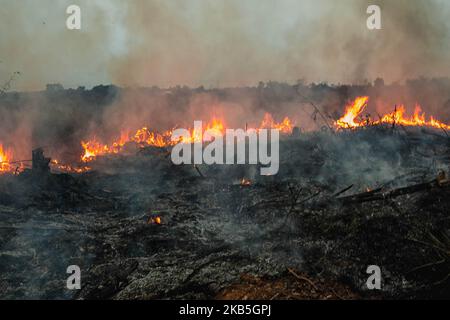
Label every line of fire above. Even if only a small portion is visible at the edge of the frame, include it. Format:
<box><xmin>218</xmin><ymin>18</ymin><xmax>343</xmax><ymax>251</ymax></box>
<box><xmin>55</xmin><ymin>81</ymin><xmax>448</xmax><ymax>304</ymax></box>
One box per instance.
<box><xmin>1</xmin><ymin>96</ymin><xmax>449</xmax><ymax>174</ymax></box>
<box><xmin>0</xmin><ymin>81</ymin><xmax>449</xmax><ymax>300</ymax></box>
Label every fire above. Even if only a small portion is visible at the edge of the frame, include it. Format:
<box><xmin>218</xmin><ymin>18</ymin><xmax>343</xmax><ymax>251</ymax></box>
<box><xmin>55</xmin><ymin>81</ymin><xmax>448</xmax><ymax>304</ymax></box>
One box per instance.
<box><xmin>81</xmin><ymin>140</ymin><xmax>107</xmax><ymax>162</ymax></box>
<box><xmin>377</xmin><ymin>104</ymin><xmax>450</xmax><ymax>130</ymax></box>
<box><xmin>204</xmin><ymin>118</ymin><xmax>225</xmax><ymax>137</ymax></box>
<box><xmin>336</xmin><ymin>97</ymin><xmax>450</xmax><ymax>130</ymax></box>
<box><xmin>260</xmin><ymin>113</ymin><xmax>293</xmax><ymax>134</ymax></box>
<box><xmin>240</xmin><ymin>178</ymin><xmax>252</xmax><ymax>186</ymax></box>
<box><xmin>336</xmin><ymin>96</ymin><xmax>369</xmax><ymax>128</ymax></box>
<box><xmin>185</xmin><ymin>118</ymin><xmax>225</xmax><ymax>144</ymax></box>
<box><xmin>0</xmin><ymin>144</ymin><xmax>13</xmax><ymax>173</ymax></box>
<box><xmin>50</xmin><ymin>159</ymin><xmax>91</xmax><ymax>174</ymax></box>
<box><xmin>81</xmin><ymin>127</ymin><xmax>178</xmax><ymax>162</ymax></box>
<box><xmin>0</xmin><ymin>144</ymin><xmax>25</xmax><ymax>175</ymax></box>
<box><xmin>81</xmin><ymin>114</ymin><xmax>294</xmax><ymax>162</ymax></box>
<box><xmin>133</xmin><ymin>127</ymin><xmax>173</xmax><ymax>147</ymax></box>
<box><xmin>147</xmin><ymin>215</ymin><xmax>162</xmax><ymax>225</ymax></box>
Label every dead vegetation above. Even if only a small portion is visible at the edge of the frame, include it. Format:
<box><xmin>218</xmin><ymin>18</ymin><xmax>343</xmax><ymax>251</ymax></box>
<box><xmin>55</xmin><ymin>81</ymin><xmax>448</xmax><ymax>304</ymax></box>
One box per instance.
<box><xmin>0</xmin><ymin>125</ymin><xmax>449</xmax><ymax>299</ymax></box>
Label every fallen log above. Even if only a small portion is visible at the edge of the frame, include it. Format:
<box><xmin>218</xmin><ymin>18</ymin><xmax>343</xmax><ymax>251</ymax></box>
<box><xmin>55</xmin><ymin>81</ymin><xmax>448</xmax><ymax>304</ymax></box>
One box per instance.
<box><xmin>32</xmin><ymin>148</ymin><xmax>51</xmax><ymax>173</ymax></box>
<box><xmin>338</xmin><ymin>178</ymin><xmax>450</xmax><ymax>204</ymax></box>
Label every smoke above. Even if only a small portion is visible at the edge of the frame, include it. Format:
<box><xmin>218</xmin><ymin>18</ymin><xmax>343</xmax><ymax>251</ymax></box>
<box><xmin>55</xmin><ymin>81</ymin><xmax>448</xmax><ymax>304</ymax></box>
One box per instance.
<box><xmin>1</xmin><ymin>0</ymin><xmax>450</xmax><ymax>90</ymax></box>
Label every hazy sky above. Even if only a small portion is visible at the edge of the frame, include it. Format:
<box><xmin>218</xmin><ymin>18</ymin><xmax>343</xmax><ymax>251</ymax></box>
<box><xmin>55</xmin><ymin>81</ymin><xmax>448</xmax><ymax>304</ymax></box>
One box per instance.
<box><xmin>1</xmin><ymin>0</ymin><xmax>450</xmax><ymax>90</ymax></box>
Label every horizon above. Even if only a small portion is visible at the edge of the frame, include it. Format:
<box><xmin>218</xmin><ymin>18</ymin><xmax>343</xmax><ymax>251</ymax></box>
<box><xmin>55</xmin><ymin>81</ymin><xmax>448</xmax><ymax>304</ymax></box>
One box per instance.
<box><xmin>6</xmin><ymin>76</ymin><xmax>450</xmax><ymax>93</ymax></box>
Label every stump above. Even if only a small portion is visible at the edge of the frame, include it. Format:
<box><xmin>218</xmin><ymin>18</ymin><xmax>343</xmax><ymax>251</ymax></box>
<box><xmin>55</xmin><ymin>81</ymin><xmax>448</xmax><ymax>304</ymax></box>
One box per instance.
<box><xmin>32</xmin><ymin>148</ymin><xmax>50</xmax><ymax>173</ymax></box>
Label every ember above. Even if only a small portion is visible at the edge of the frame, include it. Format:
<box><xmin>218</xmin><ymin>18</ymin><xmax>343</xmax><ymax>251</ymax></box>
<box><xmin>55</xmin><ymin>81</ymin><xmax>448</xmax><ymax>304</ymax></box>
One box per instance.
<box><xmin>50</xmin><ymin>160</ymin><xmax>91</xmax><ymax>174</ymax></box>
<box><xmin>240</xmin><ymin>178</ymin><xmax>252</xmax><ymax>186</ymax></box>
<box><xmin>148</xmin><ymin>215</ymin><xmax>162</xmax><ymax>225</ymax></box>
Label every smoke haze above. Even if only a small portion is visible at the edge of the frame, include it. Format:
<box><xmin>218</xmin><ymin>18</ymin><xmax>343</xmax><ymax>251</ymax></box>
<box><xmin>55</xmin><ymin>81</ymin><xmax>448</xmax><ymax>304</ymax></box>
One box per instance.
<box><xmin>1</xmin><ymin>0</ymin><xmax>450</xmax><ymax>90</ymax></box>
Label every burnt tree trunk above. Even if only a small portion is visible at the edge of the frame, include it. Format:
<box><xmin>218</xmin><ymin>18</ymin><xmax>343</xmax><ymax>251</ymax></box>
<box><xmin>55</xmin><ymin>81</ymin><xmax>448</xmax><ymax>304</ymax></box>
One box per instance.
<box><xmin>32</xmin><ymin>148</ymin><xmax>50</xmax><ymax>174</ymax></box>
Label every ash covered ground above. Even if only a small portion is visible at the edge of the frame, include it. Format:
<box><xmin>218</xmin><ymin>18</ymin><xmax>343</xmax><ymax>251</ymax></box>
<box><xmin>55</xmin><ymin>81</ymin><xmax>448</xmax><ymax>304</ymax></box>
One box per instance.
<box><xmin>0</xmin><ymin>126</ymin><xmax>449</xmax><ymax>299</ymax></box>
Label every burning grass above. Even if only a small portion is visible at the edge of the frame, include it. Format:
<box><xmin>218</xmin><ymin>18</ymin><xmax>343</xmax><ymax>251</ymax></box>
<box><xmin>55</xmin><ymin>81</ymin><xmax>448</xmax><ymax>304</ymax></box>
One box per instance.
<box><xmin>336</xmin><ymin>96</ymin><xmax>450</xmax><ymax>131</ymax></box>
<box><xmin>80</xmin><ymin>113</ymin><xmax>293</xmax><ymax>163</ymax></box>
<box><xmin>0</xmin><ymin>144</ymin><xmax>13</xmax><ymax>173</ymax></box>
<box><xmin>1</xmin><ymin>95</ymin><xmax>450</xmax><ymax>176</ymax></box>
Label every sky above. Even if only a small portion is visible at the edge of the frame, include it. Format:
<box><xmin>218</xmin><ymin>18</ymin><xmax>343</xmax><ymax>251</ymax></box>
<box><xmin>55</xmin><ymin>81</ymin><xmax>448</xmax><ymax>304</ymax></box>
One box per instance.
<box><xmin>1</xmin><ymin>0</ymin><xmax>450</xmax><ymax>90</ymax></box>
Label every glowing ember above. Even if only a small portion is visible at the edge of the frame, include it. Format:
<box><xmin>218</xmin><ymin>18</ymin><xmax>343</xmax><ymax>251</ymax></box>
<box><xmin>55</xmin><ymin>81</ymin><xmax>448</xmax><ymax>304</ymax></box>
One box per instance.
<box><xmin>336</xmin><ymin>97</ymin><xmax>450</xmax><ymax>130</ymax></box>
<box><xmin>240</xmin><ymin>178</ymin><xmax>252</xmax><ymax>186</ymax></box>
<box><xmin>147</xmin><ymin>215</ymin><xmax>162</xmax><ymax>225</ymax></box>
<box><xmin>50</xmin><ymin>159</ymin><xmax>91</xmax><ymax>174</ymax></box>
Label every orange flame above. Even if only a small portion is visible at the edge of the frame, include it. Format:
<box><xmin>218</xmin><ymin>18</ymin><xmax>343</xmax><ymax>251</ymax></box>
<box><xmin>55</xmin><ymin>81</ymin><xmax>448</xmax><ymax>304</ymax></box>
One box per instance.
<box><xmin>0</xmin><ymin>144</ymin><xmax>13</xmax><ymax>173</ymax></box>
<box><xmin>260</xmin><ymin>113</ymin><xmax>293</xmax><ymax>134</ymax></box>
<box><xmin>336</xmin><ymin>97</ymin><xmax>450</xmax><ymax>130</ymax></box>
<box><xmin>336</xmin><ymin>96</ymin><xmax>369</xmax><ymax>128</ymax></box>
<box><xmin>50</xmin><ymin>159</ymin><xmax>91</xmax><ymax>174</ymax></box>
<box><xmin>0</xmin><ymin>144</ymin><xmax>24</xmax><ymax>175</ymax></box>
<box><xmin>81</xmin><ymin>114</ymin><xmax>294</xmax><ymax>162</ymax></box>
<box><xmin>148</xmin><ymin>215</ymin><xmax>162</xmax><ymax>225</ymax></box>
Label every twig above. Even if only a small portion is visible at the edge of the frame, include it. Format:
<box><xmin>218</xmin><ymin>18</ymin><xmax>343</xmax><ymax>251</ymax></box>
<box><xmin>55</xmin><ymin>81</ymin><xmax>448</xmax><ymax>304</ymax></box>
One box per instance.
<box><xmin>287</xmin><ymin>268</ymin><xmax>318</xmax><ymax>291</ymax></box>
<box><xmin>438</xmin><ymin>123</ymin><xmax>449</xmax><ymax>138</ymax></box>
<box><xmin>406</xmin><ymin>258</ymin><xmax>446</xmax><ymax>274</ymax></box>
<box><xmin>338</xmin><ymin>179</ymin><xmax>449</xmax><ymax>204</ymax></box>
<box><xmin>333</xmin><ymin>184</ymin><xmax>353</xmax><ymax>197</ymax></box>
<box><xmin>270</xmin><ymin>293</ymin><xmax>280</xmax><ymax>300</ymax></box>
<box><xmin>193</xmin><ymin>165</ymin><xmax>205</xmax><ymax>178</ymax></box>
<box><xmin>297</xmin><ymin>92</ymin><xmax>334</xmax><ymax>132</ymax></box>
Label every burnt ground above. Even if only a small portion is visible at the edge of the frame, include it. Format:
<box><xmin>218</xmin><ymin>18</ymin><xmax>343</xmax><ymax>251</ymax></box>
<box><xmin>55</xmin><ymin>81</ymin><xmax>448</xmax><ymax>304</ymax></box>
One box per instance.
<box><xmin>0</xmin><ymin>126</ymin><xmax>449</xmax><ymax>300</ymax></box>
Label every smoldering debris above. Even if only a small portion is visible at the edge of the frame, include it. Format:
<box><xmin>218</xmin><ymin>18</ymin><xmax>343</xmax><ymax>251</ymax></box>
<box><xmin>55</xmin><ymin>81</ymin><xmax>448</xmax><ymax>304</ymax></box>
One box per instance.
<box><xmin>0</xmin><ymin>124</ymin><xmax>449</xmax><ymax>299</ymax></box>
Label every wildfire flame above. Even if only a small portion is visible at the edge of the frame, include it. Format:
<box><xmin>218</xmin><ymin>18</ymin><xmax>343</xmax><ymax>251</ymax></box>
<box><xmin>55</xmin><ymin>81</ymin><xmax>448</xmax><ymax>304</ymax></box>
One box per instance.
<box><xmin>260</xmin><ymin>113</ymin><xmax>293</xmax><ymax>134</ymax></box>
<box><xmin>3</xmin><ymin>96</ymin><xmax>450</xmax><ymax>176</ymax></box>
<box><xmin>81</xmin><ymin>114</ymin><xmax>294</xmax><ymax>162</ymax></box>
<box><xmin>180</xmin><ymin>118</ymin><xmax>225</xmax><ymax>144</ymax></box>
<box><xmin>0</xmin><ymin>144</ymin><xmax>26</xmax><ymax>175</ymax></box>
<box><xmin>0</xmin><ymin>144</ymin><xmax>13</xmax><ymax>173</ymax></box>
<box><xmin>336</xmin><ymin>96</ymin><xmax>369</xmax><ymax>128</ymax></box>
<box><xmin>336</xmin><ymin>97</ymin><xmax>450</xmax><ymax>130</ymax></box>
<box><xmin>0</xmin><ymin>113</ymin><xmax>293</xmax><ymax>175</ymax></box>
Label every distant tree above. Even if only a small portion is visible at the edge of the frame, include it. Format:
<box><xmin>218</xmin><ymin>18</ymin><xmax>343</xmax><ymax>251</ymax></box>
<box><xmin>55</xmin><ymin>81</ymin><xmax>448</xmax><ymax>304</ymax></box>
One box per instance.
<box><xmin>46</xmin><ymin>83</ymin><xmax>64</xmax><ymax>92</ymax></box>
<box><xmin>257</xmin><ymin>81</ymin><xmax>265</xmax><ymax>90</ymax></box>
